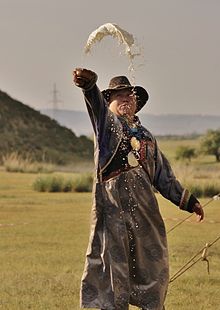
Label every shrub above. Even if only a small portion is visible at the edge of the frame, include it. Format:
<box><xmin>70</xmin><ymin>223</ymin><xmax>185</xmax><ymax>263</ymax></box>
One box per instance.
<box><xmin>48</xmin><ymin>175</ymin><xmax>64</xmax><ymax>192</ymax></box>
<box><xmin>33</xmin><ymin>176</ymin><xmax>51</xmax><ymax>192</ymax></box>
<box><xmin>63</xmin><ymin>179</ymin><xmax>74</xmax><ymax>192</ymax></box>
<box><xmin>33</xmin><ymin>173</ymin><xmax>93</xmax><ymax>193</ymax></box>
<box><xmin>175</xmin><ymin>146</ymin><xmax>196</xmax><ymax>162</ymax></box>
<box><xmin>33</xmin><ymin>175</ymin><xmax>65</xmax><ymax>192</ymax></box>
<box><xmin>72</xmin><ymin>173</ymin><xmax>93</xmax><ymax>192</ymax></box>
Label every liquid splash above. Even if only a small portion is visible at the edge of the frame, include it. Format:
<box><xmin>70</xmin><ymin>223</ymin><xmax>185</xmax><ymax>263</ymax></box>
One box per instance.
<box><xmin>84</xmin><ymin>23</ymin><xmax>142</xmax><ymax>84</ymax></box>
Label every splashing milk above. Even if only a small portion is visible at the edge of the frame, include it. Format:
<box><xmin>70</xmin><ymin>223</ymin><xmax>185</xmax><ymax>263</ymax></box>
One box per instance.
<box><xmin>84</xmin><ymin>23</ymin><xmax>142</xmax><ymax>84</ymax></box>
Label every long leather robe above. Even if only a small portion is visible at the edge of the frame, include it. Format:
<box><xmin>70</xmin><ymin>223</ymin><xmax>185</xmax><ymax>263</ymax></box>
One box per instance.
<box><xmin>80</xmin><ymin>83</ymin><xmax>191</xmax><ymax>310</ymax></box>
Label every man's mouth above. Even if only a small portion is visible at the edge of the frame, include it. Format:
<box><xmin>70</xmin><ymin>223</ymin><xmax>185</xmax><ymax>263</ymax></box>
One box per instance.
<box><xmin>120</xmin><ymin>104</ymin><xmax>128</xmax><ymax>109</ymax></box>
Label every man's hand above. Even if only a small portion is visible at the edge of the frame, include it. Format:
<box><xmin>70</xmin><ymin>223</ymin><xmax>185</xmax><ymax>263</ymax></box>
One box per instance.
<box><xmin>193</xmin><ymin>202</ymin><xmax>204</xmax><ymax>222</ymax></box>
<box><xmin>73</xmin><ymin>68</ymin><xmax>97</xmax><ymax>89</ymax></box>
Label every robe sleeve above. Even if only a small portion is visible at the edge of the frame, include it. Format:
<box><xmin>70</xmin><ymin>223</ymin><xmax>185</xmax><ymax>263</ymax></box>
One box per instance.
<box><xmin>81</xmin><ymin>79</ymin><xmax>123</xmax><ymax>176</ymax></box>
<box><xmin>153</xmin><ymin>141</ymin><xmax>199</xmax><ymax>213</ymax></box>
<box><xmin>83</xmin><ymin>85</ymin><xmax>108</xmax><ymax>140</ymax></box>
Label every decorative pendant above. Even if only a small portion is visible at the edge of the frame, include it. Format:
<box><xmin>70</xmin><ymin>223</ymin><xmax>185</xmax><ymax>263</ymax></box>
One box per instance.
<box><xmin>130</xmin><ymin>137</ymin><xmax>141</xmax><ymax>151</ymax></box>
<box><xmin>127</xmin><ymin>151</ymin><xmax>139</xmax><ymax>167</ymax></box>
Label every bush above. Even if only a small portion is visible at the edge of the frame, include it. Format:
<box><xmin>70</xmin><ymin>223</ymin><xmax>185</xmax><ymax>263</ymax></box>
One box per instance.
<box><xmin>63</xmin><ymin>179</ymin><xmax>74</xmax><ymax>192</ymax></box>
<box><xmin>33</xmin><ymin>176</ymin><xmax>51</xmax><ymax>192</ymax></box>
<box><xmin>47</xmin><ymin>175</ymin><xmax>64</xmax><ymax>192</ymax></box>
<box><xmin>175</xmin><ymin>146</ymin><xmax>196</xmax><ymax>162</ymax></box>
<box><xmin>33</xmin><ymin>175</ymin><xmax>67</xmax><ymax>192</ymax></box>
<box><xmin>72</xmin><ymin>173</ymin><xmax>93</xmax><ymax>192</ymax></box>
<box><xmin>33</xmin><ymin>173</ymin><xmax>93</xmax><ymax>193</ymax></box>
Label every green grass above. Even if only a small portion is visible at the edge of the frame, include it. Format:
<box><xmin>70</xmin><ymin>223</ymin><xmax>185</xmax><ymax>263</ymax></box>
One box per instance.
<box><xmin>159</xmin><ymin>196</ymin><xmax>220</xmax><ymax>310</ymax></box>
<box><xmin>157</xmin><ymin>138</ymin><xmax>220</xmax><ymax>198</ymax></box>
<box><xmin>157</xmin><ymin>137</ymin><xmax>217</xmax><ymax>165</ymax></box>
<box><xmin>0</xmin><ymin>171</ymin><xmax>90</xmax><ymax>309</ymax></box>
<box><xmin>32</xmin><ymin>173</ymin><xmax>93</xmax><ymax>192</ymax></box>
<box><xmin>0</xmin><ymin>170</ymin><xmax>220</xmax><ymax>309</ymax></box>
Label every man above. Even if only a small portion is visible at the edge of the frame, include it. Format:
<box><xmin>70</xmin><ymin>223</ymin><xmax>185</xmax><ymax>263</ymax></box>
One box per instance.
<box><xmin>73</xmin><ymin>68</ymin><xmax>204</xmax><ymax>310</ymax></box>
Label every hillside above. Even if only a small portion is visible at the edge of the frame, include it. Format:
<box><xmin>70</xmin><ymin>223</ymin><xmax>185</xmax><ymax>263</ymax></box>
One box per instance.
<box><xmin>42</xmin><ymin>109</ymin><xmax>220</xmax><ymax>136</ymax></box>
<box><xmin>0</xmin><ymin>90</ymin><xmax>93</xmax><ymax>164</ymax></box>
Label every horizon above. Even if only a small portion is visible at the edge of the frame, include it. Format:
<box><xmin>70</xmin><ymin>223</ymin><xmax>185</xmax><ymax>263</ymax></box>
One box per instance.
<box><xmin>41</xmin><ymin>108</ymin><xmax>220</xmax><ymax>136</ymax></box>
<box><xmin>1</xmin><ymin>87</ymin><xmax>220</xmax><ymax>117</ymax></box>
<box><xmin>41</xmin><ymin>107</ymin><xmax>220</xmax><ymax>117</ymax></box>
<box><xmin>1</xmin><ymin>87</ymin><xmax>219</xmax><ymax>137</ymax></box>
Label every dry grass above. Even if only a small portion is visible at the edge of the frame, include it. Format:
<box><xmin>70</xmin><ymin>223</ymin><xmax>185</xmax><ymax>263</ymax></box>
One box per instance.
<box><xmin>0</xmin><ymin>137</ymin><xmax>220</xmax><ymax>309</ymax></box>
<box><xmin>2</xmin><ymin>152</ymin><xmax>54</xmax><ymax>173</ymax></box>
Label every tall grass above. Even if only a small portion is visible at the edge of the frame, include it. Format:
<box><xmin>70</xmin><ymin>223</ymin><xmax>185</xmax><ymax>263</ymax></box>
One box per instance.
<box><xmin>183</xmin><ymin>181</ymin><xmax>220</xmax><ymax>198</ymax></box>
<box><xmin>33</xmin><ymin>173</ymin><xmax>93</xmax><ymax>192</ymax></box>
<box><xmin>72</xmin><ymin>173</ymin><xmax>93</xmax><ymax>192</ymax></box>
<box><xmin>172</xmin><ymin>162</ymin><xmax>220</xmax><ymax>198</ymax></box>
<box><xmin>182</xmin><ymin>179</ymin><xmax>220</xmax><ymax>198</ymax></box>
<box><xmin>2</xmin><ymin>152</ymin><xmax>54</xmax><ymax>173</ymax></box>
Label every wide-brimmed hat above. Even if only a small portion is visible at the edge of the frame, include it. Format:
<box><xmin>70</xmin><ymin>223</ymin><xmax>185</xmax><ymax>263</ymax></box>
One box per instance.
<box><xmin>102</xmin><ymin>76</ymin><xmax>149</xmax><ymax>113</ymax></box>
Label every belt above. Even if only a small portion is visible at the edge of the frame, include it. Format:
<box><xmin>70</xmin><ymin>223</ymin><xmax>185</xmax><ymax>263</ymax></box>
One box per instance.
<box><xmin>101</xmin><ymin>165</ymin><xmax>137</xmax><ymax>182</ymax></box>
<box><xmin>101</xmin><ymin>140</ymin><xmax>148</xmax><ymax>182</ymax></box>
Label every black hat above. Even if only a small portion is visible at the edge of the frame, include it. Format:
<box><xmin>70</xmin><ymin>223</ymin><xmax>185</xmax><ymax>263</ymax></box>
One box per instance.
<box><xmin>102</xmin><ymin>76</ymin><xmax>149</xmax><ymax>113</ymax></box>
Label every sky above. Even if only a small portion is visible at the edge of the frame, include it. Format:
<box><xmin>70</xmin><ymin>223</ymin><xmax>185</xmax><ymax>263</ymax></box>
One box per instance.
<box><xmin>0</xmin><ymin>0</ymin><xmax>220</xmax><ymax>115</ymax></box>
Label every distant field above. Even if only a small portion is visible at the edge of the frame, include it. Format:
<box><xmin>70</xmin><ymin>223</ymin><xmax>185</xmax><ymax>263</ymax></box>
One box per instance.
<box><xmin>0</xmin><ymin>169</ymin><xmax>219</xmax><ymax>309</ymax></box>
<box><xmin>157</xmin><ymin>138</ymin><xmax>200</xmax><ymax>161</ymax></box>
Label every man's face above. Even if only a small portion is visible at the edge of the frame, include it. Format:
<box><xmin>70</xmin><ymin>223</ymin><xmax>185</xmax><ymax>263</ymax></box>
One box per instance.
<box><xmin>108</xmin><ymin>89</ymin><xmax>137</xmax><ymax>118</ymax></box>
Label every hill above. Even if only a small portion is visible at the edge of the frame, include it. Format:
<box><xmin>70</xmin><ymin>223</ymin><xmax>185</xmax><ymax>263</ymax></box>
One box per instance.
<box><xmin>42</xmin><ymin>109</ymin><xmax>220</xmax><ymax>136</ymax></box>
<box><xmin>0</xmin><ymin>90</ymin><xmax>93</xmax><ymax>164</ymax></box>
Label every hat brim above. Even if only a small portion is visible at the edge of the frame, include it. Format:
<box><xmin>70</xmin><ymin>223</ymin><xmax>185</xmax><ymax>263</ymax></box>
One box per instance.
<box><xmin>102</xmin><ymin>85</ymin><xmax>149</xmax><ymax>113</ymax></box>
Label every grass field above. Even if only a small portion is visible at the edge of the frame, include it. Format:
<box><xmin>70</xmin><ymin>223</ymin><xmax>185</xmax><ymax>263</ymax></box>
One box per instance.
<box><xmin>0</xmin><ymin>168</ymin><xmax>219</xmax><ymax>310</ymax></box>
<box><xmin>0</xmin><ymin>137</ymin><xmax>220</xmax><ymax>310</ymax></box>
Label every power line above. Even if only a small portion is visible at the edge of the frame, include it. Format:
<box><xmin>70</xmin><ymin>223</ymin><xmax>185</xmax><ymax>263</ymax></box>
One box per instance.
<box><xmin>49</xmin><ymin>83</ymin><xmax>62</xmax><ymax>118</ymax></box>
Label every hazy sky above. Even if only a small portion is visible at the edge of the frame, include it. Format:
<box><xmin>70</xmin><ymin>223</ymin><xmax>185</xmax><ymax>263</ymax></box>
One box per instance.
<box><xmin>0</xmin><ymin>0</ymin><xmax>220</xmax><ymax>115</ymax></box>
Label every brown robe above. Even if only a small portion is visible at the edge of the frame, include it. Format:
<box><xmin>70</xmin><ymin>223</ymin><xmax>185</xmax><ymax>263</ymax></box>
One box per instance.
<box><xmin>79</xmin><ymin>84</ymin><xmax>191</xmax><ymax>310</ymax></box>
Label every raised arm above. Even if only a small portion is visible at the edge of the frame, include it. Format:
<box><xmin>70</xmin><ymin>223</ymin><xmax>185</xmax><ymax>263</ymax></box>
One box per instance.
<box><xmin>73</xmin><ymin>68</ymin><xmax>108</xmax><ymax>137</ymax></box>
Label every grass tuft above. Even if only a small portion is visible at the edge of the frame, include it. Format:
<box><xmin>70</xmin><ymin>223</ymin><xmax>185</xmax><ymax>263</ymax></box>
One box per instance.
<box><xmin>72</xmin><ymin>173</ymin><xmax>93</xmax><ymax>192</ymax></box>
<box><xmin>33</xmin><ymin>173</ymin><xmax>93</xmax><ymax>193</ymax></box>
